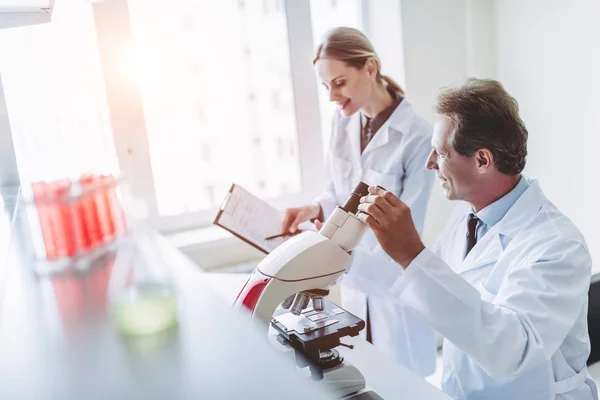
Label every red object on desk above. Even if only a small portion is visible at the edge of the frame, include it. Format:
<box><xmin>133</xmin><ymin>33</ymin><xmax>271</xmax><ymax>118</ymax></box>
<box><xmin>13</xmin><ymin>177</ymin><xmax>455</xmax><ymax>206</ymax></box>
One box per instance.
<box><xmin>78</xmin><ymin>175</ymin><xmax>102</xmax><ymax>250</ymax></box>
<box><xmin>53</xmin><ymin>180</ymin><xmax>76</xmax><ymax>257</ymax></box>
<box><xmin>93</xmin><ymin>175</ymin><xmax>115</xmax><ymax>242</ymax></box>
<box><xmin>51</xmin><ymin>257</ymin><xmax>114</xmax><ymax>336</ymax></box>
<box><xmin>32</xmin><ymin>174</ymin><xmax>126</xmax><ymax>260</ymax></box>
<box><xmin>33</xmin><ymin>180</ymin><xmax>76</xmax><ymax>259</ymax></box>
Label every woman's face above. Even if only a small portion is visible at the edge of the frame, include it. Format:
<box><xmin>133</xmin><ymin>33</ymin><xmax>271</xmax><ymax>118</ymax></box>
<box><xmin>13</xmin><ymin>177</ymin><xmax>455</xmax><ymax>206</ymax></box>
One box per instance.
<box><xmin>315</xmin><ymin>58</ymin><xmax>374</xmax><ymax>117</ymax></box>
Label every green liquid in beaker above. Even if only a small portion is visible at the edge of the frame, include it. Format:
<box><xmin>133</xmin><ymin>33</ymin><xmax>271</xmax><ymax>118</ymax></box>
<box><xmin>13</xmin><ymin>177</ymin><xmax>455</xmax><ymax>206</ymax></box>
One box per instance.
<box><xmin>111</xmin><ymin>281</ymin><xmax>178</xmax><ymax>336</ymax></box>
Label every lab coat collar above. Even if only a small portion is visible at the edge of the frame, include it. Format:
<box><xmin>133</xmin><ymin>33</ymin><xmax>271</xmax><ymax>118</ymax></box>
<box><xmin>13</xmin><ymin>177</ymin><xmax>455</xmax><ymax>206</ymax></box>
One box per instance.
<box><xmin>346</xmin><ymin>100</ymin><xmax>414</xmax><ymax>158</ymax></box>
<box><xmin>457</xmin><ymin>224</ymin><xmax>504</xmax><ymax>274</ymax></box>
<box><xmin>456</xmin><ymin>178</ymin><xmax>546</xmax><ymax>274</ymax></box>
<box><xmin>494</xmin><ymin>178</ymin><xmax>546</xmax><ymax>238</ymax></box>
<box><xmin>362</xmin><ymin>99</ymin><xmax>413</xmax><ymax>155</ymax></box>
<box><xmin>345</xmin><ymin>112</ymin><xmax>362</xmax><ymax>160</ymax></box>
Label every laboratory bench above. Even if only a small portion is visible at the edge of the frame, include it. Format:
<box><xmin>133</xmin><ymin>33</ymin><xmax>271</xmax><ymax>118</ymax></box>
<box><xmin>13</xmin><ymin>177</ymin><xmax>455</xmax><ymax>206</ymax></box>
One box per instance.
<box><xmin>0</xmin><ymin>187</ymin><xmax>450</xmax><ymax>399</ymax></box>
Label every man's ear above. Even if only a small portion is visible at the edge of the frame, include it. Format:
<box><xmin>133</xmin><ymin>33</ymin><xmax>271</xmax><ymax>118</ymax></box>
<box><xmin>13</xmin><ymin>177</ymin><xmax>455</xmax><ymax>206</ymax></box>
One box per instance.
<box><xmin>476</xmin><ymin>149</ymin><xmax>494</xmax><ymax>172</ymax></box>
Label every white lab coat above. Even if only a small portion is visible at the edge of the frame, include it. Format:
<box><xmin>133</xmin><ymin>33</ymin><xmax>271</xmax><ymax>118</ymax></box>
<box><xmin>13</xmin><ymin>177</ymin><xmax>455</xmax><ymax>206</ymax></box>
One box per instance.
<box><xmin>349</xmin><ymin>178</ymin><xmax>598</xmax><ymax>399</ymax></box>
<box><xmin>314</xmin><ymin>100</ymin><xmax>436</xmax><ymax>376</ymax></box>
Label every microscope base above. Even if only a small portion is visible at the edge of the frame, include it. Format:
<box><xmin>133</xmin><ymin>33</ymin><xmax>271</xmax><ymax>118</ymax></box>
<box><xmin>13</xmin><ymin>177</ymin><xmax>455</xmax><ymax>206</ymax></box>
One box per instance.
<box><xmin>319</xmin><ymin>363</ymin><xmax>366</xmax><ymax>398</ymax></box>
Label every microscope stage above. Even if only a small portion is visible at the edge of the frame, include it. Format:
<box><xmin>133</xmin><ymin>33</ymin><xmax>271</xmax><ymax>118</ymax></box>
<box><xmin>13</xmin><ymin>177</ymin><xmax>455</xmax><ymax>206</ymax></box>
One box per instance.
<box><xmin>271</xmin><ymin>299</ymin><xmax>365</xmax><ymax>354</ymax></box>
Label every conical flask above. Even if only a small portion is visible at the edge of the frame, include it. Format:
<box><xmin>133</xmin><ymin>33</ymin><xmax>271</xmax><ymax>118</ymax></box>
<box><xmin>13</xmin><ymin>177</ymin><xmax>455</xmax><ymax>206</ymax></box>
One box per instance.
<box><xmin>108</xmin><ymin>229</ymin><xmax>178</xmax><ymax>336</ymax></box>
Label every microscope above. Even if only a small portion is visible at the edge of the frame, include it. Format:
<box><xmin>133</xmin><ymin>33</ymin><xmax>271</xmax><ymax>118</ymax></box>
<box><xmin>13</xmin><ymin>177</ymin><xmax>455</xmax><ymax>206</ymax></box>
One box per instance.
<box><xmin>234</xmin><ymin>182</ymin><xmax>372</xmax><ymax>398</ymax></box>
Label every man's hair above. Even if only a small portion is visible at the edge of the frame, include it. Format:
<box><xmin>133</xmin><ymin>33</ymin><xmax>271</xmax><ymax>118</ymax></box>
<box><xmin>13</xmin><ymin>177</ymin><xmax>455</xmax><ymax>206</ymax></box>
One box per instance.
<box><xmin>436</xmin><ymin>78</ymin><xmax>528</xmax><ymax>175</ymax></box>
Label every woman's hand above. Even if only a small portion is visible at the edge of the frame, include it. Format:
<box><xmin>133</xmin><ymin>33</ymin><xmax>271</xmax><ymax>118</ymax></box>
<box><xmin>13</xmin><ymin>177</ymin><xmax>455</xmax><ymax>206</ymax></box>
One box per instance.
<box><xmin>282</xmin><ymin>204</ymin><xmax>322</xmax><ymax>233</ymax></box>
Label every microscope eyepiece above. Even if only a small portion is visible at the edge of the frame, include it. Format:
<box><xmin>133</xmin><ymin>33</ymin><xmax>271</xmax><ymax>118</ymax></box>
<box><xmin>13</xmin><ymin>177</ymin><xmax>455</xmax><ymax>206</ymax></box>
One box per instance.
<box><xmin>341</xmin><ymin>181</ymin><xmax>369</xmax><ymax>214</ymax></box>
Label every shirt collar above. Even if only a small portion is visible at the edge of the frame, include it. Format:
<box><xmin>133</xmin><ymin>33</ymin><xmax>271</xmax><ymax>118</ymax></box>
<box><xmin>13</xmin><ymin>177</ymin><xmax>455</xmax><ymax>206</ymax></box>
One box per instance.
<box><xmin>474</xmin><ymin>175</ymin><xmax>529</xmax><ymax>228</ymax></box>
<box><xmin>360</xmin><ymin>88</ymin><xmax>402</xmax><ymax>132</ymax></box>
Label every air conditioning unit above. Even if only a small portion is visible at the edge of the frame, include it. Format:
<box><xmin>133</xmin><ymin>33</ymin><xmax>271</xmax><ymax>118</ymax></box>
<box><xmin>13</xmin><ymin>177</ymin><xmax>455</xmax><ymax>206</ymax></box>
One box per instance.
<box><xmin>0</xmin><ymin>0</ymin><xmax>53</xmax><ymax>29</ymax></box>
<box><xmin>0</xmin><ymin>0</ymin><xmax>52</xmax><ymax>13</ymax></box>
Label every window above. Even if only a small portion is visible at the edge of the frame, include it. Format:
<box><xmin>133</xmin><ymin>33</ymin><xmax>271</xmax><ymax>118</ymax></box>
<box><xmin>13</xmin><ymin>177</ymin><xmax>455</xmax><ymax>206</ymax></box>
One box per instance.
<box><xmin>0</xmin><ymin>0</ymin><xmax>118</xmax><ymax>194</ymax></box>
<box><xmin>1</xmin><ymin>0</ymin><xmax>365</xmax><ymax>234</ymax></box>
<box><xmin>126</xmin><ymin>0</ymin><xmax>303</xmax><ymax>229</ymax></box>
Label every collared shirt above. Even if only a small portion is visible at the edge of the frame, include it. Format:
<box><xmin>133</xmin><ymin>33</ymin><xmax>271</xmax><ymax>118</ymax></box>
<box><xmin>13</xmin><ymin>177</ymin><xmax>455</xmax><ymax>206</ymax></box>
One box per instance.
<box><xmin>472</xmin><ymin>175</ymin><xmax>529</xmax><ymax>243</ymax></box>
<box><xmin>360</xmin><ymin>88</ymin><xmax>403</xmax><ymax>153</ymax></box>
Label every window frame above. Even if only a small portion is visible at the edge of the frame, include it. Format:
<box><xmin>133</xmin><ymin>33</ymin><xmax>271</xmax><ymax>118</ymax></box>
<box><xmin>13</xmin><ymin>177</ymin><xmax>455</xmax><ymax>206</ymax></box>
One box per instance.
<box><xmin>0</xmin><ymin>73</ymin><xmax>20</xmax><ymax>189</ymax></box>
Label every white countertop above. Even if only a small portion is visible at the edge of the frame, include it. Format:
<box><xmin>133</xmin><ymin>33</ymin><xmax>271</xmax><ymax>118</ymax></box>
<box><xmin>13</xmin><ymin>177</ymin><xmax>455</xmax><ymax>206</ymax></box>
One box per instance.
<box><xmin>340</xmin><ymin>336</ymin><xmax>450</xmax><ymax>399</ymax></box>
<box><xmin>0</xmin><ymin>221</ymin><xmax>330</xmax><ymax>399</ymax></box>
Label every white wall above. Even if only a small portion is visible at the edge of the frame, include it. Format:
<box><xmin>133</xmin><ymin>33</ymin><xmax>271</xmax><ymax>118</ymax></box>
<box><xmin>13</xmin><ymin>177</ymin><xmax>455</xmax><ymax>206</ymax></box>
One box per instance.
<box><xmin>494</xmin><ymin>0</ymin><xmax>600</xmax><ymax>273</ymax></box>
<box><xmin>397</xmin><ymin>0</ymin><xmax>496</xmax><ymax>246</ymax></box>
<box><xmin>465</xmin><ymin>0</ymin><xmax>496</xmax><ymax>79</ymax></box>
<box><xmin>364</xmin><ymin>0</ymin><xmax>406</xmax><ymax>89</ymax></box>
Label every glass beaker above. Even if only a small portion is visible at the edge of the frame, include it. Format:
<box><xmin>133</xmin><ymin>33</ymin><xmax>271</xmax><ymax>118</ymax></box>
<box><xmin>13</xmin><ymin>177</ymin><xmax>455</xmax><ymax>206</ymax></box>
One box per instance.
<box><xmin>108</xmin><ymin>229</ymin><xmax>178</xmax><ymax>336</ymax></box>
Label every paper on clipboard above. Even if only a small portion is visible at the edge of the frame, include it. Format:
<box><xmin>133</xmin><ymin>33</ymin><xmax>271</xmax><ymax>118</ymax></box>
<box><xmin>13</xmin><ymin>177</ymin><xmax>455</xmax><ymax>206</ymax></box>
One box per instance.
<box><xmin>213</xmin><ymin>184</ymin><xmax>288</xmax><ymax>254</ymax></box>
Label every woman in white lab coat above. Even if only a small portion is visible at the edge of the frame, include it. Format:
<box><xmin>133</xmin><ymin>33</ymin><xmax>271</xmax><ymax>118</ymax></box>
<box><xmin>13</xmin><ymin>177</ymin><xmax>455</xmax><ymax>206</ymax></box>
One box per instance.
<box><xmin>282</xmin><ymin>27</ymin><xmax>436</xmax><ymax>376</ymax></box>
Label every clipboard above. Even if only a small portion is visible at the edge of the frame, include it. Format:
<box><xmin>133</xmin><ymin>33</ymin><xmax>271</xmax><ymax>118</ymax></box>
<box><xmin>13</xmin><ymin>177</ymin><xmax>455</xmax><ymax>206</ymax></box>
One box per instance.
<box><xmin>213</xmin><ymin>184</ymin><xmax>289</xmax><ymax>254</ymax></box>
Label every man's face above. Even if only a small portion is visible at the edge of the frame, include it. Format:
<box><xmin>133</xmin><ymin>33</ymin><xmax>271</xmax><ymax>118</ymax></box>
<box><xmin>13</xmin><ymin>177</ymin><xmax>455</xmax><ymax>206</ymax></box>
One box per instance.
<box><xmin>426</xmin><ymin>115</ymin><xmax>480</xmax><ymax>201</ymax></box>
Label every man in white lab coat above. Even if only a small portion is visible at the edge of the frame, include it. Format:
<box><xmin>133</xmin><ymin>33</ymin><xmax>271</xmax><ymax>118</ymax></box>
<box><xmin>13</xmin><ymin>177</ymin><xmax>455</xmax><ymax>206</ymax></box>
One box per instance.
<box><xmin>352</xmin><ymin>78</ymin><xmax>598</xmax><ymax>399</ymax></box>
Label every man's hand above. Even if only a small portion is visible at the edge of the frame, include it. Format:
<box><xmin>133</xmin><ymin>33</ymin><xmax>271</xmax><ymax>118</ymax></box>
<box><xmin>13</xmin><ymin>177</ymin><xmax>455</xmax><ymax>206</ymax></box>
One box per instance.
<box><xmin>356</xmin><ymin>186</ymin><xmax>425</xmax><ymax>269</ymax></box>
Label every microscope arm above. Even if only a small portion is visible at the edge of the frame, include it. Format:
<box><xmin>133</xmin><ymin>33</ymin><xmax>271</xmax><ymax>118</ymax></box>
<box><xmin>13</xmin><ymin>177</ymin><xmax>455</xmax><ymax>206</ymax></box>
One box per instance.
<box><xmin>235</xmin><ymin>231</ymin><xmax>351</xmax><ymax>327</ymax></box>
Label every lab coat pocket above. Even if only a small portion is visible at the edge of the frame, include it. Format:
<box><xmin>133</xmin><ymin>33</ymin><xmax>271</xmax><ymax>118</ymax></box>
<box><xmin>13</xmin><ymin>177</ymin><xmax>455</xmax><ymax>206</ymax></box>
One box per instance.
<box><xmin>363</xmin><ymin>169</ymin><xmax>401</xmax><ymax>196</ymax></box>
